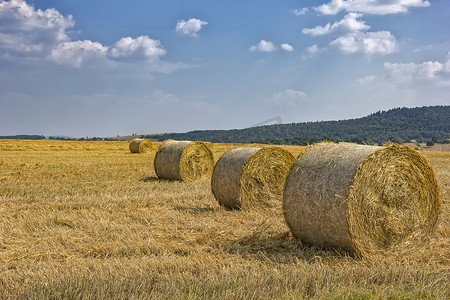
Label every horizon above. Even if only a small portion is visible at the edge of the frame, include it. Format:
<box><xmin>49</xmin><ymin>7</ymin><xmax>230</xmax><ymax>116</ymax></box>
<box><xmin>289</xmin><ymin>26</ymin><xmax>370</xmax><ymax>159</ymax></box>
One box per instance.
<box><xmin>1</xmin><ymin>0</ymin><xmax>449</xmax><ymax>137</ymax></box>
<box><xmin>1</xmin><ymin>105</ymin><xmax>446</xmax><ymax>138</ymax></box>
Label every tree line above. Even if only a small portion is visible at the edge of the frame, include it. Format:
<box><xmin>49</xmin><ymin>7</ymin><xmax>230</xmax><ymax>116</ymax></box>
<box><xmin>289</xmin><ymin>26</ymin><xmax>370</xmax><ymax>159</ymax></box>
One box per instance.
<box><xmin>145</xmin><ymin>106</ymin><xmax>450</xmax><ymax>145</ymax></box>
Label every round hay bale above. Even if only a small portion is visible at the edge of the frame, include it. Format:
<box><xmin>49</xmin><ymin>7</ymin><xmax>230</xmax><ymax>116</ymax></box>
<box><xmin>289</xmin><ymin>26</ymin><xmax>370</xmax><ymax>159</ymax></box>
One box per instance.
<box><xmin>129</xmin><ymin>138</ymin><xmax>152</xmax><ymax>154</ymax></box>
<box><xmin>283</xmin><ymin>142</ymin><xmax>441</xmax><ymax>258</ymax></box>
<box><xmin>154</xmin><ymin>140</ymin><xmax>214</xmax><ymax>181</ymax></box>
<box><xmin>212</xmin><ymin>147</ymin><xmax>295</xmax><ymax>210</ymax></box>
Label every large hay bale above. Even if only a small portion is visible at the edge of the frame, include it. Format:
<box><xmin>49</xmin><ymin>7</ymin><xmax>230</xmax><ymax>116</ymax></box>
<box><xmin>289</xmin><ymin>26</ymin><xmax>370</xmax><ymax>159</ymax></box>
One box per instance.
<box><xmin>129</xmin><ymin>138</ymin><xmax>152</xmax><ymax>154</ymax></box>
<box><xmin>283</xmin><ymin>142</ymin><xmax>441</xmax><ymax>258</ymax></box>
<box><xmin>212</xmin><ymin>147</ymin><xmax>295</xmax><ymax>210</ymax></box>
<box><xmin>154</xmin><ymin>140</ymin><xmax>214</xmax><ymax>181</ymax></box>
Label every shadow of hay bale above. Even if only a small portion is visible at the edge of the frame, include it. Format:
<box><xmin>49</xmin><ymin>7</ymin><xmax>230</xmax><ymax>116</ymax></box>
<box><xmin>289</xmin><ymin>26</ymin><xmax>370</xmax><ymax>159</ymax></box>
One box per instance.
<box><xmin>173</xmin><ymin>206</ymin><xmax>218</xmax><ymax>214</ymax></box>
<box><xmin>217</xmin><ymin>228</ymin><xmax>352</xmax><ymax>263</ymax></box>
<box><xmin>139</xmin><ymin>176</ymin><xmax>172</xmax><ymax>183</ymax></box>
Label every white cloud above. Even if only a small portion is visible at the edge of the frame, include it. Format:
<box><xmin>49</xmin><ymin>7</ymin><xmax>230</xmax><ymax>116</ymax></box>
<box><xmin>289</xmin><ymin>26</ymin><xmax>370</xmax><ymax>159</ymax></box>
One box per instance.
<box><xmin>315</xmin><ymin>0</ymin><xmax>431</xmax><ymax>15</ymax></box>
<box><xmin>49</xmin><ymin>40</ymin><xmax>107</xmax><ymax>67</ymax></box>
<box><xmin>302</xmin><ymin>25</ymin><xmax>331</xmax><ymax>37</ymax></box>
<box><xmin>175</xmin><ymin>18</ymin><xmax>208</xmax><ymax>37</ymax></box>
<box><xmin>291</xmin><ymin>8</ymin><xmax>309</xmax><ymax>16</ymax></box>
<box><xmin>303</xmin><ymin>13</ymin><xmax>370</xmax><ymax>36</ymax></box>
<box><xmin>362</xmin><ymin>31</ymin><xmax>398</xmax><ymax>54</ymax></box>
<box><xmin>249</xmin><ymin>40</ymin><xmax>277</xmax><ymax>52</ymax></box>
<box><xmin>281</xmin><ymin>43</ymin><xmax>294</xmax><ymax>52</ymax></box>
<box><xmin>330</xmin><ymin>31</ymin><xmax>397</xmax><ymax>55</ymax></box>
<box><xmin>331</xmin><ymin>36</ymin><xmax>360</xmax><ymax>53</ymax></box>
<box><xmin>0</xmin><ymin>0</ymin><xmax>74</xmax><ymax>57</ymax></box>
<box><xmin>384</xmin><ymin>61</ymin><xmax>446</xmax><ymax>82</ymax></box>
<box><xmin>0</xmin><ymin>1</ymin><xmax>170</xmax><ymax>69</ymax></box>
<box><xmin>445</xmin><ymin>52</ymin><xmax>450</xmax><ymax>72</ymax></box>
<box><xmin>108</xmin><ymin>36</ymin><xmax>166</xmax><ymax>61</ymax></box>
<box><xmin>272</xmin><ymin>89</ymin><xmax>307</xmax><ymax>108</ymax></box>
<box><xmin>302</xmin><ymin>12</ymin><xmax>397</xmax><ymax>56</ymax></box>
<box><xmin>302</xmin><ymin>44</ymin><xmax>323</xmax><ymax>60</ymax></box>
<box><xmin>355</xmin><ymin>75</ymin><xmax>376</xmax><ymax>85</ymax></box>
<box><xmin>307</xmin><ymin>44</ymin><xmax>319</xmax><ymax>54</ymax></box>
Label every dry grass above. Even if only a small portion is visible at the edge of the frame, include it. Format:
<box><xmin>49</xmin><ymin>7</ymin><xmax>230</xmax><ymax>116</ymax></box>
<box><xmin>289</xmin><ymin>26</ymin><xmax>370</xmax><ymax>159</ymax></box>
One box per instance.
<box><xmin>0</xmin><ymin>139</ymin><xmax>448</xmax><ymax>299</ymax></box>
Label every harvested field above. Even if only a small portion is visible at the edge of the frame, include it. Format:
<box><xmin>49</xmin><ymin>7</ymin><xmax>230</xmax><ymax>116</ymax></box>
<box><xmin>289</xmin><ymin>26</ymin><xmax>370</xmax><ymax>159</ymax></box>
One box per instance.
<box><xmin>0</xmin><ymin>139</ymin><xmax>448</xmax><ymax>298</ymax></box>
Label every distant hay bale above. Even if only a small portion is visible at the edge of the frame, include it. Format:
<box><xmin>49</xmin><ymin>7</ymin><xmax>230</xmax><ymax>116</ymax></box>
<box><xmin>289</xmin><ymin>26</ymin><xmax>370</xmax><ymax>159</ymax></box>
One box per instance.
<box><xmin>283</xmin><ymin>142</ymin><xmax>441</xmax><ymax>258</ymax></box>
<box><xmin>154</xmin><ymin>140</ymin><xmax>214</xmax><ymax>181</ymax></box>
<box><xmin>129</xmin><ymin>138</ymin><xmax>152</xmax><ymax>154</ymax></box>
<box><xmin>212</xmin><ymin>147</ymin><xmax>295</xmax><ymax>210</ymax></box>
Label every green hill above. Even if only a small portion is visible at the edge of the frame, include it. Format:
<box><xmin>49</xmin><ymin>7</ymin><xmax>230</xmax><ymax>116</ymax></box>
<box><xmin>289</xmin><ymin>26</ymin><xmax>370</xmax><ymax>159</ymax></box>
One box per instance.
<box><xmin>145</xmin><ymin>106</ymin><xmax>450</xmax><ymax>145</ymax></box>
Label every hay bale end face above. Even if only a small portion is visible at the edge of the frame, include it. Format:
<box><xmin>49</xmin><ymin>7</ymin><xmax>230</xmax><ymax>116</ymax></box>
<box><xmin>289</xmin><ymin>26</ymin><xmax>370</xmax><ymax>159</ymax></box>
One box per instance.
<box><xmin>283</xmin><ymin>142</ymin><xmax>441</xmax><ymax>258</ymax></box>
<box><xmin>154</xmin><ymin>140</ymin><xmax>214</xmax><ymax>181</ymax></box>
<box><xmin>212</xmin><ymin>147</ymin><xmax>295</xmax><ymax>210</ymax></box>
<box><xmin>129</xmin><ymin>138</ymin><xmax>152</xmax><ymax>154</ymax></box>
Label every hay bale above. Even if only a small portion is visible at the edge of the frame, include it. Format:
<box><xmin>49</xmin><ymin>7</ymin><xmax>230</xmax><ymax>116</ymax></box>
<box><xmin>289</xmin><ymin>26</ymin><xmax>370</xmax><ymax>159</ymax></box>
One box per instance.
<box><xmin>283</xmin><ymin>142</ymin><xmax>441</xmax><ymax>257</ymax></box>
<box><xmin>129</xmin><ymin>138</ymin><xmax>152</xmax><ymax>154</ymax></box>
<box><xmin>212</xmin><ymin>147</ymin><xmax>295</xmax><ymax>210</ymax></box>
<box><xmin>154</xmin><ymin>140</ymin><xmax>214</xmax><ymax>181</ymax></box>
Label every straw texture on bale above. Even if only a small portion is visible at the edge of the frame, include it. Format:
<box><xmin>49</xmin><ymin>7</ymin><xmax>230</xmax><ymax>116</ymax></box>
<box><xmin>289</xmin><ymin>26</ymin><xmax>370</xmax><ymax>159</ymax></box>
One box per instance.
<box><xmin>129</xmin><ymin>138</ymin><xmax>152</xmax><ymax>154</ymax></box>
<box><xmin>212</xmin><ymin>147</ymin><xmax>295</xmax><ymax>210</ymax></box>
<box><xmin>154</xmin><ymin>140</ymin><xmax>214</xmax><ymax>181</ymax></box>
<box><xmin>283</xmin><ymin>142</ymin><xmax>441</xmax><ymax>258</ymax></box>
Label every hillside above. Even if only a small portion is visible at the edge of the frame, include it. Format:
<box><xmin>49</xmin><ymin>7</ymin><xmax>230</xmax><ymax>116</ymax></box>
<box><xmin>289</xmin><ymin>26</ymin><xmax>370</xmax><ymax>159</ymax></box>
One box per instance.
<box><xmin>145</xmin><ymin>106</ymin><xmax>449</xmax><ymax>145</ymax></box>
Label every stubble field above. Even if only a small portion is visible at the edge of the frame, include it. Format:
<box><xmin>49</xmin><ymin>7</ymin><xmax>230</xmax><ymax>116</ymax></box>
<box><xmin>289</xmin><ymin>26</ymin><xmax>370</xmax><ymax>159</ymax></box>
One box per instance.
<box><xmin>0</xmin><ymin>139</ymin><xmax>448</xmax><ymax>299</ymax></box>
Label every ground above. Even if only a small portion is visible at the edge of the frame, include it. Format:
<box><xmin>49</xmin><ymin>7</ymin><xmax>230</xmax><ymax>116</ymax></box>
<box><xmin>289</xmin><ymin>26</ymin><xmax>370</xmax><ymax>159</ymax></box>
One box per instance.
<box><xmin>0</xmin><ymin>139</ymin><xmax>448</xmax><ymax>299</ymax></box>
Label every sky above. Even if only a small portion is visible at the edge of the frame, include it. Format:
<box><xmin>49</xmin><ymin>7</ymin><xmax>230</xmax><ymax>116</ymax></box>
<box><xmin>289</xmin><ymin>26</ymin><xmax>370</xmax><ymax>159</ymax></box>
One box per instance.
<box><xmin>0</xmin><ymin>0</ymin><xmax>449</xmax><ymax>137</ymax></box>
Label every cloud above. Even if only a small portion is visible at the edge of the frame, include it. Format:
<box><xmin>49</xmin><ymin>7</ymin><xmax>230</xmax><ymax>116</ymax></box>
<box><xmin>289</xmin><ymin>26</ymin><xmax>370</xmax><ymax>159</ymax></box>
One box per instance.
<box><xmin>315</xmin><ymin>0</ymin><xmax>431</xmax><ymax>15</ymax></box>
<box><xmin>307</xmin><ymin>44</ymin><xmax>319</xmax><ymax>54</ymax></box>
<box><xmin>445</xmin><ymin>52</ymin><xmax>450</xmax><ymax>72</ymax></box>
<box><xmin>48</xmin><ymin>40</ymin><xmax>107</xmax><ymax>67</ymax></box>
<box><xmin>272</xmin><ymin>89</ymin><xmax>307</xmax><ymax>108</ymax></box>
<box><xmin>249</xmin><ymin>40</ymin><xmax>277</xmax><ymax>52</ymax></box>
<box><xmin>330</xmin><ymin>30</ymin><xmax>397</xmax><ymax>55</ymax></box>
<box><xmin>302</xmin><ymin>13</ymin><xmax>370</xmax><ymax>36</ymax></box>
<box><xmin>355</xmin><ymin>75</ymin><xmax>376</xmax><ymax>85</ymax></box>
<box><xmin>175</xmin><ymin>18</ymin><xmax>208</xmax><ymax>37</ymax></box>
<box><xmin>108</xmin><ymin>36</ymin><xmax>166</xmax><ymax>61</ymax></box>
<box><xmin>281</xmin><ymin>43</ymin><xmax>294</xmax><ymax>52</ymax></box>
<box><xmin>384</xmin><ymin>60</ymin><xmax>447</xmax><ymax>82</ymax></box>
<box><xmin>0</xmin><ymin>0</ymin><xmax>170</xmax><ymax>69</ymax></box>
<box><xmin>302</xmin><ymin>13</ymin><xmax>397</xmax><ymax>56</ymax></box>
<box><xmin>0</xmin><ymin>0</ymin><xmax>74</xmax><ymax>57</ymax></box>
<box><xmin>291</xmin><ymin>8</ymin><xmax>309</xmax><ymax>16</ymax></box>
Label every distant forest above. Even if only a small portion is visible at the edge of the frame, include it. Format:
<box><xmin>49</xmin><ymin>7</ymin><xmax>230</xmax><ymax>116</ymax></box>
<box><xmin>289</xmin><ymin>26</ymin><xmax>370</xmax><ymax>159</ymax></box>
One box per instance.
<box><xmin>0</xmin><ymin>135</ymin><xmax>46</xmax><ymax>140</ymax></box>
<box><xmin>1</xmin><ymin>106</ymin><xmax>448</xmax><ymax>145</ymax></box>
<box><xmin>144</xmin><ymin>106</ymin><xmax>450</xmax><ymax>145</ymax></box>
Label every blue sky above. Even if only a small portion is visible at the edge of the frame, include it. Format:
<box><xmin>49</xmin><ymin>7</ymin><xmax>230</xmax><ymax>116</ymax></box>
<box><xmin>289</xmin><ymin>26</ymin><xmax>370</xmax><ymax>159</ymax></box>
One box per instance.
<box><xmin>0</xmin><ymin>0</ymin><xmax>449</xmax><ymax>137</ymax></box>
